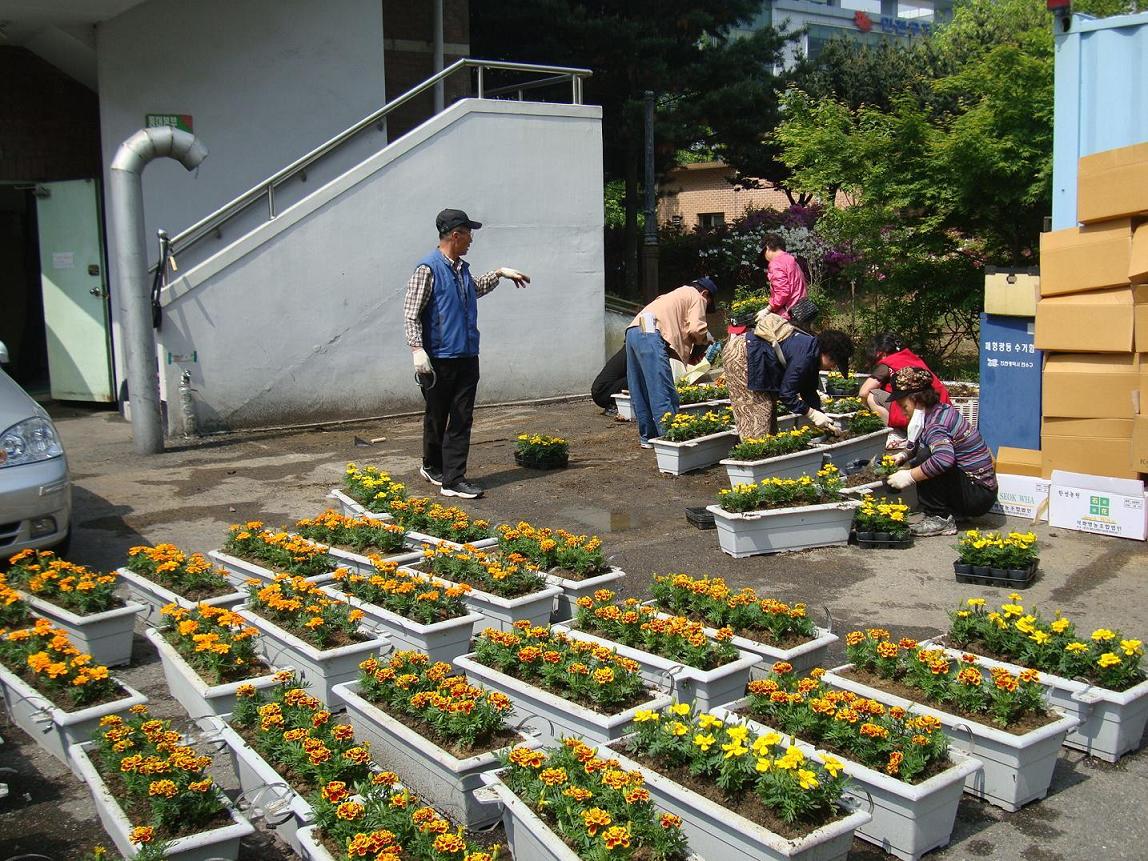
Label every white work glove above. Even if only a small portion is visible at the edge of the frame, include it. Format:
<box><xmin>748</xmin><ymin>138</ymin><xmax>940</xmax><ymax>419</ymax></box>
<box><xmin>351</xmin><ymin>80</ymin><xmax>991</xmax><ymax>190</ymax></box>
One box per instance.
<box><xmin>497</xmin><ymin>267</ymin><xmax>531</xmax><ymax>287</ymax></box>
<box><xmin>807</xmin><ymin>409</ymin><xmax>843</xmax><ymax>436</ymax></box>
<box><xmin>412</xmin><ymin>348</ymin><xmax>432</xmax><ymax>375</ymax></box>
<box><xmin>887</xmin><ymin>469</ymin><xmax>916</xmax><ymax>491</ymax></box>
<box><xmin>890</xmin><ymin>450</ymin><xmax>910</xmax><ymax>466</ymax></box>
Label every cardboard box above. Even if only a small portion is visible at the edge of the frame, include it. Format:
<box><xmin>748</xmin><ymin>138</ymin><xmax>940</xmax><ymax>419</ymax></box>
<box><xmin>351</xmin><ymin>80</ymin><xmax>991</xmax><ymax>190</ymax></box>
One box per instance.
<box><xmin>991</xmin><ymin>474</ymin><xmax>1051</xmax><ymax>521</ymax></box>
<box><xmin>1048</xmin><ymin>470</ymin><xmax>1148</xmax><ymax>541</ymax></box>
<box><xmin>1041</xmin><ymin>353</ymin><xmax>1141</xmax><ymax>418</ymax></box>
<box><xmin>1131</xmin><ymin>223</ymin><xmax>1148</xmax><ymax>285</ymax></box>
<box><xmin>1034</xmin><ymin>286</ymin><xmax>1148</xmax><ymax>352</ymax></box>
<box><xmin>985</xmin><ymin>271</ymin><xmax>1039</xmax><ymax>316</ymax></box>
<box><xmin>1042</xmin><ymin>417</ymin><xmax>1138</xmax><ymax>480</ymax></box>
<box><xmin>1134</xmin><ymin>416</ymin><xmax>1148</xmax><ymax>474</ymax></box>
<box><xmin>995</xmin><ymin>446</ymin><xmax>1043</xmax><ymax>477</ymax></box>
<box><xmin>1078</xmin><ymin>142</ymin><xmax>1148</xmax><ymax>224</ymax></box>
<box><xmin>1038</xmin><ymin>220</ymin><xmax>1132</xmax><ymax>297</ymax></box>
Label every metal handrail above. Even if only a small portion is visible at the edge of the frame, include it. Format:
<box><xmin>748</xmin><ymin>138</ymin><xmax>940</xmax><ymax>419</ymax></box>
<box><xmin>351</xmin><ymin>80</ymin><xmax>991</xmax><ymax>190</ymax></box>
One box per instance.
<box><xmin>161</xmin><ymin>58</ymin><xmax>592</xmax><ymax>263</ymax></box>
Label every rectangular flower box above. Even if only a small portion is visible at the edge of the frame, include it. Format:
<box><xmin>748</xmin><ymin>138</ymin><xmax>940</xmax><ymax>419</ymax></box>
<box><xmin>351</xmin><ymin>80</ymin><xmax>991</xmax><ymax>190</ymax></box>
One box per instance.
<box><xmin>924</xmin><ymin>640</ymin><xmax>1148</xmax><ymax>763</ymax></box>
<box><xmin>399</xmin><ymin>562</ymin><xmax>562</xmax><ymax>635</ymax></box>
<box><xmin>721</xmin><ymin>446</ymin><xmax>826</xmax><ymax>486</ymax></box>
<box><xmin>822</xmin><ymin>665</ymin><xmax>1080</xmax><ymax>812</ymax></box>
<box><xmin>601</xmin><ymin>742</ymin><xmax>871</xmax><ymax>861</ymax></box>
<box><xmin>117</xmin><ymin>566</ymin><xmax>245</xmax><ymax>627</ymax></box>
<box><xmin>144</xmin><ymin>627</ymin><xmax>281</xmax><ymax>726</ymax></box>
<box><xmin>708</xmin><ymin>499</ymin><xmax>863</xmax><ymax>558</ymax></box>
<box><xmin>235</xmin><ymin>606</ymin><xmax>389</xmax><ymax>707</ymax></box>
<box><xmin>208</xmin><ymin>550</ymin><xmax>333</xmax><ymax>590</ymax></box>
<box><xmin>452</xmin><ymin>653</ymin><xmax>673</xmax><ymax>745</ymax></box>
<box><xmin>544</xmin><ymin>565</ymin><xmax>627</xmax><ymax>623</ymax></box>
<box><xmin>70</xmin><ymin>740</ymin><xmax>254</xmax><ymax>861</ymax></box>
<box><xmin>713</xmin><ymin>701</ymin><xmax>982</xmax><ymax>861</ymax></box>
<box><xmin>810</xmin><ymin>428</ymin><xmax>892</xmax><ymax>468</ymax></box>
<box><xmin>677</xmin><ymin>397</ymin><xmax>733</xmax><ymax>415</ymax></box>
<box><xmin>652</xmin><ymin>429</ymin><xmax>740</xmax><ymax>475</ymax></box>
<box><xmin>317</xmin><ymin>582</ymin><xmax>482</xmax><ymax>665</ymax></box>
<box><xmin>0</xmin><ymin>661</ymin><xmax>147</xmax><ymax>774</ymax></box>
<box><xmin>551</xmin><ymin>624</ymin><xmax>762</xmax><ymax>712</ymax></box>
<box><xmin>317</xmin><ymin>544</ymin><xmax>425</xmax><ymax>577</ymax></box>
<box><xmin>333</xmin><ymin>680</ymin><xmax>536</xmax><ymax>828</ymax></box>
<box><xmin>18</xmin><ymin>590</ymin><xmax>145</xmax><ymax>668</ymax></box>
<box><xmin>327</xmin><ymin>489</ymin><xmax>501</xmax><ymax>550</ymax></box>
<box><xmin>611</xmin><ymin>391</ymin><xmax>634</xmax><ymax>421</ymax></box>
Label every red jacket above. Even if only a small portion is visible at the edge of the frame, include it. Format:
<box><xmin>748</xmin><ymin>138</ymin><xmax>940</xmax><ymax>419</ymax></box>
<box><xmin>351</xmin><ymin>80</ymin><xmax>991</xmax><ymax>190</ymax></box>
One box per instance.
<box><xmin>877</xmin><ymin>349</ymin><xmax>951</xmax><ymax>429</ymax></box>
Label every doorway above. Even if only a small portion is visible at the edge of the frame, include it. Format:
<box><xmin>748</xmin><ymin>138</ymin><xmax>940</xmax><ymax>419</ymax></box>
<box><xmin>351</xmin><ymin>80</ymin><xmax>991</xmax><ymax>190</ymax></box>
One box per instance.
<box><xmin>0</xmin><ymin>185</ymin><xmax>49</xmax><ymax>393</ymax></box>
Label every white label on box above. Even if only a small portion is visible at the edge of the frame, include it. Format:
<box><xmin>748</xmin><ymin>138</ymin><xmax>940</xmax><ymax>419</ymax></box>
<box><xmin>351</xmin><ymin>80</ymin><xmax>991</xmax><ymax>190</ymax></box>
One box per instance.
<box><xmin>1049</xmin><ymin>484</ymin><xmax>1148</xmax><ymax>541</ymax></box>
<box><xmin>990</xmin><ymin>475</ymin><xmax>1050</xmax><ymax>521</ymax></box>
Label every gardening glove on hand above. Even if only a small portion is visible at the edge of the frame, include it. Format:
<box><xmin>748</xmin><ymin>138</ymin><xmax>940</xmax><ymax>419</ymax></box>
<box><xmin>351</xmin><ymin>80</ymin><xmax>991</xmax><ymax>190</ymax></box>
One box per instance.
<box><xmin>497</xmin><ymin>267</ymin><xmax>531</xmax><ymax>287</ymax></box>
<box><xmin>412</xmin><ymin>348</ymin><xmax>432</xmax><ymax>375</ymax></box>
<box><xmin>807</xmin><ymin>410</ymin><xmax>844</xmax><ymax>436</ymax></box>
<box><xmin>891</xmin><ymin>450</ymin><xmax>910</xmax><ymax>466</ymax></box>
<box><xmin>887</xmin><ymin>469</ymin><xmax>916</xmax><ymax>491</ymax></box>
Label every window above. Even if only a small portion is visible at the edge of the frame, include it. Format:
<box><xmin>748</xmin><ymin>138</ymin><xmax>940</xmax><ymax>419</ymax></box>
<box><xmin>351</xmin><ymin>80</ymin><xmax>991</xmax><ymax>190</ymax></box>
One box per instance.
<box><xmin>697</xmin><ymin>212</ymin><xmax>725</xmax><ymax>229</ymax></box>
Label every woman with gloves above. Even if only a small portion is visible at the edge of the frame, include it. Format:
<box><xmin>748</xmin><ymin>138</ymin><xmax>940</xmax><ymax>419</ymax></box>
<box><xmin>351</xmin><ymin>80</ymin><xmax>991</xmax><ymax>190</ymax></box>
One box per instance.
<box><xmin>858</xmin><ymin>333</ymin><xmax>950</xmax><ymax>432</ymax></box>
<box><xmin>884</xmin><ymin>367</ymin><xmax>997</xmax><ymax>536</ymax></box>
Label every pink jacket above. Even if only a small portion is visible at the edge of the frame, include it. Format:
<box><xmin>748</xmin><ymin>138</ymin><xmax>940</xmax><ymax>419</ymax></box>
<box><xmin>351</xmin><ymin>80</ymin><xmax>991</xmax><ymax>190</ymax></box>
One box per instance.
<box><xmin>767</xmin><ymin>251</ymin><xmax>808</xmax><ymax>320</ymax></box>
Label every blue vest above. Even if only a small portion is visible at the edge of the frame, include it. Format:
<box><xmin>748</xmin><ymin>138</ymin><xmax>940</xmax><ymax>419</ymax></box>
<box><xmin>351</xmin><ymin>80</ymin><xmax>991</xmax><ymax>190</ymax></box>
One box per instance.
<box><xmin>419</xmin><ymin>250</ymin><xmax>480</xmax><ymax>358</ymax></box>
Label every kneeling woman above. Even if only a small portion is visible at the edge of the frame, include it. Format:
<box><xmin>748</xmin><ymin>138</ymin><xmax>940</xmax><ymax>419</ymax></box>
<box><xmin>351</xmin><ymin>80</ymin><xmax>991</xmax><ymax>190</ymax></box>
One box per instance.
<box><xmin>884</xmin><ymin>367</ymin><xmax>997</xmax><ymax>536</ymax></box>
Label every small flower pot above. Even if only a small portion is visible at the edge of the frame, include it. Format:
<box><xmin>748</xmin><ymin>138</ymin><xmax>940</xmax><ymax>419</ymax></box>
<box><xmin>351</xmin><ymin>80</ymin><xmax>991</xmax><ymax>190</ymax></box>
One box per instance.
<box><xmin>514</xmin><ymin>450</ymin><xmax>569</xmax><ymax>470</ymax></box>
<box><xmin>857</xmin><ymin>530</ymin><xmax>876</xmax><ymax>542</ymax></box>
<box><xmin>972</xmin><ymin>565</ymin><xmax>992</xmax><ymax>578</ymax></box>
<box><xmin>18</xmin><ymin>590</ymin><xmax>145</xmax><ymax>668</ymax></box>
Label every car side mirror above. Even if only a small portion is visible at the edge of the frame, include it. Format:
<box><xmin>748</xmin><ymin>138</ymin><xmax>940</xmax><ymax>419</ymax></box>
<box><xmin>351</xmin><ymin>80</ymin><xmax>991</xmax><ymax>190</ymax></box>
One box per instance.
<box><xmin>0</xmin><ymin>341</ymin><xmax>8</xmax><ymax>364</ymax></box>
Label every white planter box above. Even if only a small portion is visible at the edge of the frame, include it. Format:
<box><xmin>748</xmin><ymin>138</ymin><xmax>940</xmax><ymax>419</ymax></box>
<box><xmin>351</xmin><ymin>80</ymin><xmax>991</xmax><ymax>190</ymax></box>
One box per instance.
<box><xmin>810</xmin><ymin>428</ymin><xmax>893</xmax><ymax>469</ymax></box>
<box><xmin>71</xmin><ymin>740</ymin><xmax>253</xmax><ymax>861</ymax></box>
<box><xmin>651</xmin><ymin>429</ymin><xmax>739</xmax><ymax>475</ymax></box>
<box><xmin>653</xmin><ymin>610</ymin><xmax>836</xmax><ymax>676</ymax></box>
<box><xmin>0</xmin><ymin>661</ymin><xmax>147</xmax><ymax>773</ymax></box>
<box><xmin>326</xmin><ymin>487</ymin><xmax>392</xmax><ymax>518</ymax></box>
<box><xmin>677</xmin><ymin>397</ymin><xmax>732</xmax><ymax>415</ymax></box>
<box><xmin>611</xmin><ymin>392</ymin><xmax>634</xmax><ymax>421</ymax></box>
<box><xmin>601</xmin><ymin>743</ymin><xmax>870</xmax><ymax>861</ymax></box>
<box><xmin>318</xmin><ymin>545</ymin><xmax>425</xmax><ymax>576</ymax></box>
<box><xmin>708</xmin><ymin>499</ymin><xmax>863</xmax><ymax>558</ymax></box>
<box><xmin>551</xmin><ymin>625</ymin><xmax>762</xmax><ymax>712</ymax></box>
<box><xmin>823</xmin><ymin>665</ymin><xmax>1080</xmax><ymax>812</ymax></box>
<box><xmin>318</xmin><ymin>583</ymin><xmax>481</xmax><ymax>664</ymax></box>
<box><xmin>334</xmin><ymin>680</ymin><xmax>534</xmax><ymax>828</ymax></box>
<box><xmin>117</xmin><ymin>566</ymin><xmax>245</xmax><ymax>627</ymax></box>
<box><xmin>19</xmin><ymin>591</ymin><xmax>144</xmax><ymax>668</ymax></box>
<box><xmin>713</xmin><ymin>702</ymin><xmax>982</xmax><ymax>861</ymax></box>
<box><xmin>236</xmin><ymin>606</ymin><xmax>388</xmax><ymax>707</ymax></box>
<box><xmin>722</xmin><ymin>446</ymin><xmax>825</xmax><ymax>486</ymax></box>
<box><xmin>544</xmin><ymin>565</ymin><xmax>627</xmax><ymax>623</ymax></box>
<box><xmin>207</xmin><ymin>719</ymin><xmax>313</xmax><ymax>854</ymax></box>
<box><xmin>207</xmin><ymin>550</ymin><xmax>328</xmax><ymax>590</ymax></box>
<box><xmin>453</xmin><ymin>653</ymin><xmax>673</xmax><ymax>745</ymax></box>
<box><xmin>925</xmin><ymin>640</ymin><xmax>1148</xmax><ymax>763</ymax></box>
<box><xmin>145</xmin><ymin>627</ymin><xmax>281</xmax><ymax>726</ymax></box>
<box><xmin>400</xmin><ymin>562</ymin><xmax>561</xmax><ymax>635</ymax></box>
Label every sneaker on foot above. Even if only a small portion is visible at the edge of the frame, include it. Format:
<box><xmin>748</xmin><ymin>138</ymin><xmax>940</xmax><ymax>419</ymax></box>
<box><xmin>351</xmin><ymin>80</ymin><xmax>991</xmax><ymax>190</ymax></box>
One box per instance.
<box><xmin>441</xmin><ymin>479</ymin><xmax>484</xmax><ymax>499</ymax></box>
<box><xmin>419</xmin><ymin>465</ymin><xmax>443</xmax><ymax>486</ymax></box>
<box><xmin>639</xmin><ymin>440</ymin><xmax>653</xmax><ymax>449</ymax></box>
<box><xmin>910</xmin><ymin>514</ymin><xmax>957</xmax><ymax>537</ymax></box>
<box><xmin>603</xmin><ymin>406</ymin><xmax>619</xmax><ymax>417</ymax></box>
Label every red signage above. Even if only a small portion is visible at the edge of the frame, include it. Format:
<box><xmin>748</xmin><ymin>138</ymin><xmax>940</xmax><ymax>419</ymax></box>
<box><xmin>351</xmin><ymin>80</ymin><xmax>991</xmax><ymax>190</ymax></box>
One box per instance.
<box><xmin>854</xmin><ymin>10</ymin><xmax>873</xmax><ymax>32</ymax></box>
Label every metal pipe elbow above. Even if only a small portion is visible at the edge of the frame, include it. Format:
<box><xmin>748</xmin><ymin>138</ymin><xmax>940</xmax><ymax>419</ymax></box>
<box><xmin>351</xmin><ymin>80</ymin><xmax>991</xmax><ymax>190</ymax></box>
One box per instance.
<box><xmin>111</xmin><ymin>127</ymin><xmax>208</xmax><ymax>174</ymax></box>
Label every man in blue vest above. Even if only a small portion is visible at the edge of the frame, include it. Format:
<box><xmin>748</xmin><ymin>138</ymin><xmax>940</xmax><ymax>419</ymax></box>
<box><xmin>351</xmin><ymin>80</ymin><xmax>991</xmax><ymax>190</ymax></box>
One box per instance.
<box><xmin>402</xmin><ymin>208</ymin><xmax>530</xmax><ymax>499</ymax></box>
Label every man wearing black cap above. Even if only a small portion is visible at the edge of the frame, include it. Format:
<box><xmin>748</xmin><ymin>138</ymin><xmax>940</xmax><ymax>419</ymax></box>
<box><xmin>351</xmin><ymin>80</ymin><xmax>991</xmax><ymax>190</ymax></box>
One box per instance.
<box><xmin>403</xmin><ymin>208</ymin><xmax>530</xmax><ymax>499</ymax></box>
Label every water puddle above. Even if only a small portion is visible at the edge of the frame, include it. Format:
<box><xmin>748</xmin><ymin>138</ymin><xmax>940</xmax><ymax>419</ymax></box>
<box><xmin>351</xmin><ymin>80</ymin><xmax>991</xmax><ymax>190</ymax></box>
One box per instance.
<box><xmin>556</xmin><ymin>504</ymin><xmax>646</xmax><ymax>533</ymax></box>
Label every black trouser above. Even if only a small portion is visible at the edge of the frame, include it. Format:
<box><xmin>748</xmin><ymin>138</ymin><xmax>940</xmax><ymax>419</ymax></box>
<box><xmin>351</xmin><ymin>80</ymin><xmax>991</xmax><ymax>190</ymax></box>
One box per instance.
<box><xmin>912</xmin><ymin>444</ymin><xmax>997</xmax><ymax>518</ymax></box>
<box><xmin>421</xmin><ymin>356</ymin><xmax>480</xmax><ymax>487</ymax></box>
<box><xmin>591</xmin><ymin>346</ymin><xmax>628</xmax><ymax>409</ymax></box>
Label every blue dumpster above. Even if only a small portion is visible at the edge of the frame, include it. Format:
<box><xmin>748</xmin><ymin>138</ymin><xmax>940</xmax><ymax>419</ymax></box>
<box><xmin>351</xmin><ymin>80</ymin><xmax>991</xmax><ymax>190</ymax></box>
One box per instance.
<box><xmin>978</xmin><ymin>313</ymin><xmax>1042</xmax><ymax>456</ymax></box>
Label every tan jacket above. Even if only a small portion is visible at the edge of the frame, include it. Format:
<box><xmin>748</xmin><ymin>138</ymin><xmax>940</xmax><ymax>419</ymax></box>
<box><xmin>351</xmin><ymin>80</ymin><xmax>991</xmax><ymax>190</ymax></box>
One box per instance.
<box><xmin>629</xmin><ymin>285</ymin><xmax>709</xmax><ymax>363</ymax></box>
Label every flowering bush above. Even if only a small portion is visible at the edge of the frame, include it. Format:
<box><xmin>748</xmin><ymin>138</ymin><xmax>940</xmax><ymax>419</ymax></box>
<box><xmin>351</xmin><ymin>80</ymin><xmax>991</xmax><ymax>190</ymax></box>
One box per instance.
<box><xmin>295</xmin><ymin>510</ymin><xmax>407</xmax><ymax>555</ymax></box>
<box><xmin>657</xmin><ymin>408</ymin><xmax>735</xmax><ymax>442</ymax></box>
<box><xmin>158</xmin><ymin>602</ymin><xmax>263</xmax><ymax>685</ymax></box>
<box><xmin>650</xmin><ymin>574</ymin><xmax>816</xmax><ymax>645</ymax></box>
<box><xmin>718</xmin><ymin>464</ymin><xmax>844</xmax><ymax>513</ymax></box>
<box><xmin>246</xmin><ymin>574</ymin><xmax>365</xmax><ymax>648</ymax></box>
<box><xmin>6</xmin><ymin>549</ymin><xmax>120</xmax><ymax>615</ymax></box>
<box><xmin>844</xmin><ymin>629</ymin><xmax>1046</xmax><ymax>728</ymax></box>
<box><xmin>573</xmin><ymin>590</ymin><xmax>739</xmax><ymax>671</ymax></box>
<box><xmin>845</xmin><ymin>410</ymin><xmax>886</xmax><ymax>436</ymax></box>
<box><xmin>357</xmin><ymin>651</ymin><xmax>512</xmax><ymax>750</ymax></box>
<box><xmin>824</xmin><ymin>371</ymin><xmax>859</xmax><ymax>395</ymax></box>
<box><xmin>515</xmin><ymin>433</ymin><xmax>569</xmax><ymax>468</ymax></box>
<box><xmin>343</xmin><ymin>463</ymin><xmax>409</xmax><ymax>512</ymax></box>
<box><xmin>418</xmin><ymin>544</ymin><xmax>546</xmax><ymax>598</ymax></box>
<box><xmin>627</xmin><ymin>703</ymin><xmax>848</xmax><ymax>828</ymax></box>
<box><xmin>745</xmin><ymin>666</ymin><xmax>950</xmax><ymax>782</ymax></box>
<box><xmin>956</xmin><ymin>530</ymin><xmax>1038</xmax><ymax>569</ymax></box>
<box><xmin>230</xmin><ymin>671</ymin><xmax>375</xmax><ymax>788</ymax></box>
<box><xmin>0</xmin><ymin>577</ymin><xmax>29</xmax><ymax>627</ymax></box>
<box><xmin>496</xmin><ymin>521</ymin><xmax>607</xmax><ymax>578</ymax></box>
<box><xmin>92</xmin><ymin>708</ymin><xmax>225</xmax><ymax>840</ymax></box>
<box><xmin>853</xmin><ymin>497</ymin><xmax>910</xmax><ymax>538</ymax></box>
<box><xmin>676</xmin><ymin>382</ymin><xmax>729</xmax><ymax>404</ymax></box>
<box><xmin>125</xmin><ymin>544</ymin><xmax>234</xmax><ymax>601</ymax></box>
<box><xmin>501</xmin><ymin>738</ymin><xmax>689</xmax><ymax>861</ymax></box>
<box><xmin>224</xmin><ymin>522</ymin><xmax>334</xmax><ymax>578</ymax></box>
<box><xmin>342</xmin><ymin>464</ymin><xmax>492</xmax><ymax>543</ymax></box>
<box><xmin>0</xmin><ymin>617</ymin><xmax>120</xmax><ymax>708</ymax></box>
<box><xmin>726</xmin><ymin>426</ymin><xmax>820</xmax><ymax>461</ymax></box>
<box><xmin>310</xmin><ymin>772</ymin><xmax>496</xmax><ymax>861</ymax></box>
<box><xmin>473</xmin><ymin>623</ymin><xmax>647</xmax><ymax>711</ymax></box>
<box><xmin>822</xmin><ymin>396</ymin><xmax>863</xmax><ymax>414</ymax></box>
<box><xmin>949</xmin><ymin>596</ymin><xmax>1145</xmax><ymax>692</ymax></box>
<box><xmin>329</xmin><ymin>560</ymin><xmax>470</xmax><ymax>625</ymax></box>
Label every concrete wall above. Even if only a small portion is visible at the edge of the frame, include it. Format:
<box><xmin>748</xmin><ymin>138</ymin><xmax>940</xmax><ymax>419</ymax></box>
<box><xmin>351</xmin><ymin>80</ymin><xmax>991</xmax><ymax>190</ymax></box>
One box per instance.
<box><xmin>158</xmin><ymin>99</ymin><xmax>604</xmax><ymax>432</ymax></box>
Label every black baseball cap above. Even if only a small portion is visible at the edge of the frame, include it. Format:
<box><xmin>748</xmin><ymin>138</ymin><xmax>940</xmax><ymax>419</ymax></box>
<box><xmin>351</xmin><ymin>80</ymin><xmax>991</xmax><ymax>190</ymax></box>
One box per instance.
<box><xmin>436</xmin><ymin>208</ymin><xmax>482</xmax><ymax>234</ymax></box>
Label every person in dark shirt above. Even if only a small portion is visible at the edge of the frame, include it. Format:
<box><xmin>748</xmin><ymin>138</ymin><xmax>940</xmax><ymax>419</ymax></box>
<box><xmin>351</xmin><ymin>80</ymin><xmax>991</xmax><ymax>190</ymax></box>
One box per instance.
<box><xmin>745</xmin><ymin>323</ymin><xmax>854</xmax><ymax>433</ymax></box>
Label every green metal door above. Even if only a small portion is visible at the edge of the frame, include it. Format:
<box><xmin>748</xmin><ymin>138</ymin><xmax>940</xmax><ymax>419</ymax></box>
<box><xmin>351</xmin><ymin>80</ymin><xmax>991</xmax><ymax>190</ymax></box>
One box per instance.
<box><xmin>36</xmin><ymin>178</ymin><xmax>115</xmax><ymax>402</ymax></box>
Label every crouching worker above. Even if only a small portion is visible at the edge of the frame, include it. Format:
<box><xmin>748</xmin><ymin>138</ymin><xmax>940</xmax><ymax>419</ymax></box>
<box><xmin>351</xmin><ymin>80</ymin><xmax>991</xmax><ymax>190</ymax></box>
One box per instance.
<box><xmin>884</xmin><ymin>367</ymin><xmax>997</xmax><ymax>536</ymax></box>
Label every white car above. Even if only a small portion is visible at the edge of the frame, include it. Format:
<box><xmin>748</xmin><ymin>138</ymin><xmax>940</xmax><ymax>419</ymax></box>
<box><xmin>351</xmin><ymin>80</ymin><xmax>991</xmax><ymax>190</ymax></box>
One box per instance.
<box><xmin>0</xmin><ymin>340</ymin><xmax>71</xmax><ymax>556</ymax></box>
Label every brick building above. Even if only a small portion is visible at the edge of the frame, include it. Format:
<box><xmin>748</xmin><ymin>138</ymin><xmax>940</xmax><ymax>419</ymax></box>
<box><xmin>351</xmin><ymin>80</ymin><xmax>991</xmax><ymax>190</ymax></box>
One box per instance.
<box><xmin>657</xmin><ymin>161</ymin><xmax>794</xmax><ymax>229</ymax></box>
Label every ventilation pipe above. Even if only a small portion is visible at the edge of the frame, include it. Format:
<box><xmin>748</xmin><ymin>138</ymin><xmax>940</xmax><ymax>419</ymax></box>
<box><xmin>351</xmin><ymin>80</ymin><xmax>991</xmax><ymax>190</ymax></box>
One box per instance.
<box><xmin>110</xmin><ymin>127</ymin><xmax>207</xmax><ymax>454</ymax></box>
